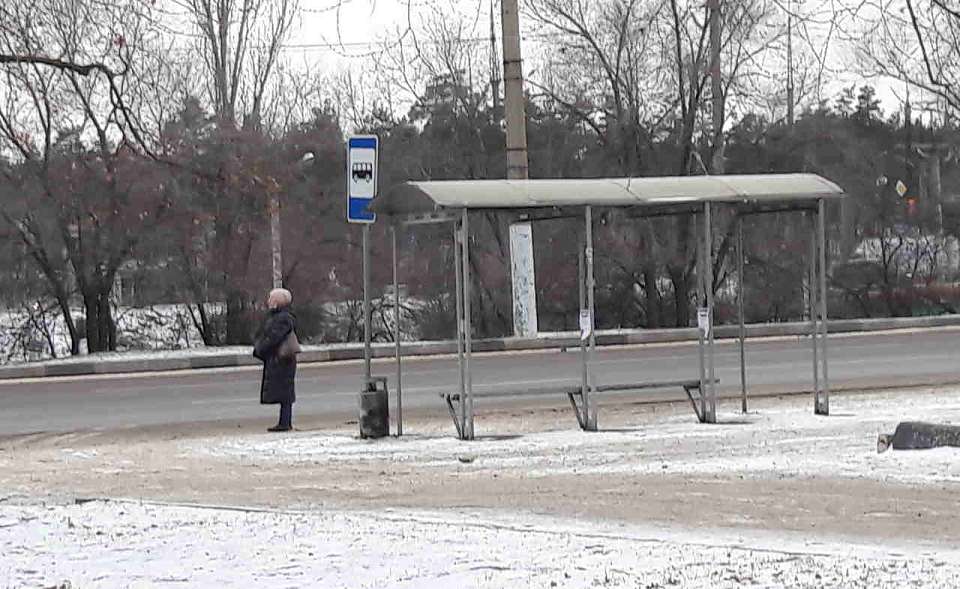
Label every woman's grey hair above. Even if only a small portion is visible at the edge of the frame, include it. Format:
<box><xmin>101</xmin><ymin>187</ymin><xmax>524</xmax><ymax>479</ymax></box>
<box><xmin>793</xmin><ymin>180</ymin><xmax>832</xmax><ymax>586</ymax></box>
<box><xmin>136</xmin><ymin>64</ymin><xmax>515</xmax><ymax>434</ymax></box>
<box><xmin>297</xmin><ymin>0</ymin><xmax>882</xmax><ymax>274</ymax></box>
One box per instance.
<box><xmin>267</xmin><ymin>288</ymin><xmax>293</xmax><ymax>310</ymax></box>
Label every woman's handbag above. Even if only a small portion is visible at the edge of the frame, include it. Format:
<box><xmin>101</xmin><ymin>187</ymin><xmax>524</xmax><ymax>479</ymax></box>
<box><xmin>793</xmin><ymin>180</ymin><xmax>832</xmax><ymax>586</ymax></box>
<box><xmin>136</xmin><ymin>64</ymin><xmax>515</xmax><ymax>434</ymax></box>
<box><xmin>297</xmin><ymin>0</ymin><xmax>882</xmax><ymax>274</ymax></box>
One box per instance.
<box><xmin>277</xmin><ymin>330</ymin><xmax>301</xmax><ymax>360</ymax></box>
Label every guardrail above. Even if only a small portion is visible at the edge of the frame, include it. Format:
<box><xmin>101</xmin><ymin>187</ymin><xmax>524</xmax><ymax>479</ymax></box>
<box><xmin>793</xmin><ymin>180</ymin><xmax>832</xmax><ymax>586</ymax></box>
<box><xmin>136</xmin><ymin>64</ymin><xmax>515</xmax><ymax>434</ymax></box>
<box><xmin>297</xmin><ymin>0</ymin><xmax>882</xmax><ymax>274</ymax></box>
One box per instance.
<box><xmin>2</xmin><ymin>314</ymin><xmax>959</xmax><ymax>380</ymax></box>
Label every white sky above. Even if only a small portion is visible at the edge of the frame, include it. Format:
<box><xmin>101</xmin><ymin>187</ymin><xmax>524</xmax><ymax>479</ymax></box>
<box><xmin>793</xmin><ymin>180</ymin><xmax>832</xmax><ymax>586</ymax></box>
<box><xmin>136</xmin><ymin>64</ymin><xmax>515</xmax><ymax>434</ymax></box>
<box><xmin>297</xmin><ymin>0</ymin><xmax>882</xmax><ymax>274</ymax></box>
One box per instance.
<box><xmin>287</xmin><ymin>0</ymin><xmax>937</xmax><ymax>121</ymax></box>
<box><xmin>287</xmin><ymin>1</ymin><xmax>411</xmax><ymax>65</ymax></box>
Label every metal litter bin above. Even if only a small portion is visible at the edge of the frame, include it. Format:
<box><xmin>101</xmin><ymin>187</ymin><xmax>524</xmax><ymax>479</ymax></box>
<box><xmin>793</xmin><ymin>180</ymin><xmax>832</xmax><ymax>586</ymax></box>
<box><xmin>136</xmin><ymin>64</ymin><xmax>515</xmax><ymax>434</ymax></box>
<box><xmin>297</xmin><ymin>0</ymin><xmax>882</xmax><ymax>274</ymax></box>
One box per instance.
<box><xmin>359</xmin><ymin>376</ymin><xmax>389</xmax><ymax>439</ymax></box>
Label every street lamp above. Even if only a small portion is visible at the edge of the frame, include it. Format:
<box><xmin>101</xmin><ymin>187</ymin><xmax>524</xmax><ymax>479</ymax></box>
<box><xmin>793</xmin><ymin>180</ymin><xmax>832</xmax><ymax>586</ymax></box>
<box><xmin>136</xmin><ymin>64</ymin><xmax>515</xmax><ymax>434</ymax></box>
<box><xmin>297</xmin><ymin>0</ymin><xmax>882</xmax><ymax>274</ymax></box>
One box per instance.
<box><xmin>269</xmin><ymin>151</ymin><xmax>315</xmax><ymax>289</ymax></box>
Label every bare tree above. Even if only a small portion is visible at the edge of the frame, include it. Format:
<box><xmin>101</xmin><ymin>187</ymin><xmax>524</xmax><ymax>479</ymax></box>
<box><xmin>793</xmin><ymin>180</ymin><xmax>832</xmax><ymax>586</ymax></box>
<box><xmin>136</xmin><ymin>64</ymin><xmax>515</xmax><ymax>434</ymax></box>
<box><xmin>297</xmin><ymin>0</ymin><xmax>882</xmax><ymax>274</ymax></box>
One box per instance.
<box><xmin>858</xmin><ymin>0</ymin><xmax>960</xmax><ymax>114</ymax></box>
<box><xmin>175</xmin><ymin>0</ymin><xmax>299</xmax><ymax>128</ymax></box>
<box><xmin>155</xmin><ymin>0</ymin><xmax>304</xmax><ymax>344</ymax></box>
<box><xmin>521</xmin><ymin>0</ymin><xmax>775</xmax><ymax>326</ymax></box>
<box><xmin>524</xmin><ymin>0</ymin><xmax>665</xmax><ymax>175</ymax></box>
<box><xmin>0</xmin><ymin>0</ymin><xmax>173</xmax><ymax>353</ymax></box>
<box><xmin>362</xmin><ymin>0</ymin><xmax>520</xmax><ymax>336</ymax></box>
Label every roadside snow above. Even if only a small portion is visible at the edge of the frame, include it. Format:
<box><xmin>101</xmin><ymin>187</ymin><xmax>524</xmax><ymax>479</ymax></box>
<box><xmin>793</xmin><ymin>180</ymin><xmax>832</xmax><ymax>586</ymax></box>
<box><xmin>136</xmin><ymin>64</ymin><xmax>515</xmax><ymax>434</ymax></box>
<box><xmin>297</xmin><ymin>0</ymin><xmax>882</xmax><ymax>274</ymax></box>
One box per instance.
<box><xmin>2</xmin><ymin>500</ymin><xmax>958</xmax><ymax>588</ymax></box>
<box><xmin>187</xmin><ymin>388</ymin><xmax>960</xmax><ymax>486</ymax></box>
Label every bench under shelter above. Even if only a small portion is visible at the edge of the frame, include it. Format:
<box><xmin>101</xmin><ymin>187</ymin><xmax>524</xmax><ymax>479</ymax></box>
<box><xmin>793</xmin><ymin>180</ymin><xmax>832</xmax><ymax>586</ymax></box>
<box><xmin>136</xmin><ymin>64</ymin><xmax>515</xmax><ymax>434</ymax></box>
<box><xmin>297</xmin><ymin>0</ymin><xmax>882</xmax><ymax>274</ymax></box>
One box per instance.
<box><xmin>370</xmin><ymin>174</ymin><xmax>845</xmax><ymax>440</ymax></box>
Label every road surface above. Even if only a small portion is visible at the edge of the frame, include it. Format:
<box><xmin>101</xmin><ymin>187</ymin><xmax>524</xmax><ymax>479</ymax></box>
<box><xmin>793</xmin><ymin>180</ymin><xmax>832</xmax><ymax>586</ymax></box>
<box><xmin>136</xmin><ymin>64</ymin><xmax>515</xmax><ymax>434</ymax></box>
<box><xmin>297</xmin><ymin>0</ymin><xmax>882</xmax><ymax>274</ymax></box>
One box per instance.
<box><xmin>2</xmin><ymin>328</ymin><xmax>960</xmax><ymax>435</ymax></box>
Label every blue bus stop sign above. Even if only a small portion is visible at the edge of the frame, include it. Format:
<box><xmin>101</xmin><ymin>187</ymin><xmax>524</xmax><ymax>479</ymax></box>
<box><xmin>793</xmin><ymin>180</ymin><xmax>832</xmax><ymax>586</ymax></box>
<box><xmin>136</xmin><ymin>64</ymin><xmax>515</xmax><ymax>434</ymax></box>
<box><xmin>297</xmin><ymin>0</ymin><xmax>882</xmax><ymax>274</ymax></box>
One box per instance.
<box><xmin>347</xmin><ymin>135</ymin><xmax>378</xmax><ymax>223</ymax></box>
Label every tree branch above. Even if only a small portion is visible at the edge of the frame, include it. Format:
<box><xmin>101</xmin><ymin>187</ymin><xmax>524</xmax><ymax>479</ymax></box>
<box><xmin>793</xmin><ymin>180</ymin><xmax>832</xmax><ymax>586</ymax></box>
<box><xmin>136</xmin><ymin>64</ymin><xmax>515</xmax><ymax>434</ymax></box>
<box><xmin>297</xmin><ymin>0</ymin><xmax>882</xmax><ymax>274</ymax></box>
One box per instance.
<box><xmin>0</xmin><ymin>54</ymin><xmax>119</xmax><ymax>78</ymax></box>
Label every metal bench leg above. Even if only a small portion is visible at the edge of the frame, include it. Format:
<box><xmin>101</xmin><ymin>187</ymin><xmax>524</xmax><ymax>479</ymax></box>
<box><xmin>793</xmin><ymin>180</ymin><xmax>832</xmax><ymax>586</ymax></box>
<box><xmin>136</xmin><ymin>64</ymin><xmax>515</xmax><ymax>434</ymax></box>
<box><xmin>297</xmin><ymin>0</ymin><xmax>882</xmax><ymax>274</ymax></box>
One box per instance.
<box><xmin>444</xmin><ymin>395</ymin><xmax>464</xmax><ymax>439</ymax></box>
<box><xmin>567</xmin><ymin>392</ymin><xmax>588</xmax><ymax>430</ymax></box>
<box><xmin>683</xmin><ymin>385</ymin><xmax>706</xmax><ymax>423</ymax></box>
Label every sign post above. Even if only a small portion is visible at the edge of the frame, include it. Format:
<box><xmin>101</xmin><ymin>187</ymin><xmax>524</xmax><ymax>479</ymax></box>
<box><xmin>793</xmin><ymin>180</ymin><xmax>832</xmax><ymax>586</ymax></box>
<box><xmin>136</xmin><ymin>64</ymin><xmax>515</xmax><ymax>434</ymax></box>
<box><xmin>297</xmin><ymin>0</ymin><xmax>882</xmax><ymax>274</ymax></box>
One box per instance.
<box><xmin>347</xmin><ymin>135</ymin><xmax>378</xmax><ymax>386</ymax></box>
<box><xmin>348</xmin><ymin>135</ymin><xmax>389</xmax><ymax>438</ymax></box>
<box><xmin>347</xmin><ymin>135</ymin><xmax>378</xmax><ymax>224</ymax></box>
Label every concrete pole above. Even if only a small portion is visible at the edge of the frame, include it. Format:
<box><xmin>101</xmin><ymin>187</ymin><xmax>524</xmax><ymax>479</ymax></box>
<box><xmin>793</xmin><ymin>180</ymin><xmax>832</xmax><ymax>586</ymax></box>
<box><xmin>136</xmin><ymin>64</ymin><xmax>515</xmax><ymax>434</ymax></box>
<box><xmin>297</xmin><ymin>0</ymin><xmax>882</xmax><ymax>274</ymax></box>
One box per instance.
<box><xmin>509</xmin><ymin>223</ymin><xmax>538</xmax><ymax>334</ymax></box>
<box><xmin>490</xmin><ymin>0</ymin><xmax>501</xmax><ymax>114</ymax></box>
<box><xmin>786</xmin><ymin>0</ymin><xmax>794</xmax><ymax>127</ymax></box>
<box><xmin>502</xmin><ymin>0</ymin><xmax>538</xmax><ymax>337</ymax></box>
<box><xmin>709</xmin><ymin>0</ymin><xmax>724</xmax><ymax>173</ymax></box>
<box><xmin>502</xmin><ymin>0</ymin><xmax>529</xmax><ymax>180</ymax></box>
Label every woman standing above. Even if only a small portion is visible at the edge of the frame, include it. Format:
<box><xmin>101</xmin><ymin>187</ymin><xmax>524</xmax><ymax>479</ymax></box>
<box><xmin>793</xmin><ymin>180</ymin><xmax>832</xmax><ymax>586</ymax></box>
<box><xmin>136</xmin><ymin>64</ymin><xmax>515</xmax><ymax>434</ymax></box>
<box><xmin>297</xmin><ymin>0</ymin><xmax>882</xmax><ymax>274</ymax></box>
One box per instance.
<box><xmin>253</xmin><ymin>288</ymin><xmax>298</xmax><ymax>432</ymax></box>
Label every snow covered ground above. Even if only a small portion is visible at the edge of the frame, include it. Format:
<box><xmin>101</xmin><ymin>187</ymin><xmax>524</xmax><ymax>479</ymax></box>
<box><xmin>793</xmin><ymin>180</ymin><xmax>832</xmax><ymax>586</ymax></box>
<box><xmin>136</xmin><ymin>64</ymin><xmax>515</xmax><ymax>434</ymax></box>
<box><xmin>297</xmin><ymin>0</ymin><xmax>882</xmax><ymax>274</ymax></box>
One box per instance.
<box><xmin>188</xmin><ymin>389</ymin><xmax>960</xmax><ymax>487</ymax></box>
<box><xmin>3</xmin><ymin>500</ymin><xmax>959</xmax><ymax>588</ymax></box>
<box><xmin>0</xmin><ymin>296</ymin><xmax>424</xmax><ymax>365</ymax></box>
<box><xmin>0</xmin><ymin>304</ymin><xmax>205</xmax><ymax>362</ymax></box>
<box><xmin>4</xmin><ymin>388</ymin><xmax>960</xmax><ymax>587</ymax></box>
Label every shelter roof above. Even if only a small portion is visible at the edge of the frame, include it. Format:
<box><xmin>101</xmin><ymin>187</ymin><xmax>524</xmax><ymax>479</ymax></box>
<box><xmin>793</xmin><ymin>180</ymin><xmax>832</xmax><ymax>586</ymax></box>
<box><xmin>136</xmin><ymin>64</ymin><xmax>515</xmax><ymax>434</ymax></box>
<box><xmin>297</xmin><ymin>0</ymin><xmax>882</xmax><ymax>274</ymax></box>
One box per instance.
<box><xmin>372</xmin><ymin>174</ymin><xmax>844</xmax><ymax>220</ymax></box>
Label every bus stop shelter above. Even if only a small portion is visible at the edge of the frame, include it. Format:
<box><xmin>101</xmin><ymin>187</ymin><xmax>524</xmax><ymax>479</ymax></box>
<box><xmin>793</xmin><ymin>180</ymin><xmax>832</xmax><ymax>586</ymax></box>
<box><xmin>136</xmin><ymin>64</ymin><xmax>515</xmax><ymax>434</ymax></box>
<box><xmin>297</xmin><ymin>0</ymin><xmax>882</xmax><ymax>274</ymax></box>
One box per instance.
<box><xmin>371</xmin><ymin>174</ymin><xmax>845</xmax><ymax>440</ymax></box>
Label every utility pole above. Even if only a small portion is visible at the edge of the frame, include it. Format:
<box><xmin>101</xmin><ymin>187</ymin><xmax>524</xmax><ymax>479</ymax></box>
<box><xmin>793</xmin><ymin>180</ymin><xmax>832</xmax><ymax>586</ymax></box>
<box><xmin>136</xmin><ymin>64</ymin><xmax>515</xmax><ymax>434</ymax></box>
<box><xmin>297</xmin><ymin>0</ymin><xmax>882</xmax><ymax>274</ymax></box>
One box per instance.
<box><xmin>502</xmin><ymin>0</ymin><xmax>528</xmax><ymax>180</ymax></box>
<box><xmin>502</xmin><ymin>0</ymin><xmax>538</xmax><ymax>336</ymax></box>
<box><xmin>709</xmin><ymin>0</ymin><xmax>724</xmax><ymax>174</ymax></box>
<box><xmin>490</xmin><ymin>0</ymin><xmax>501</xmax><ymax>115</ymax></box>
<box><xmin>786</xmin><ymin>0</ymin><xmax>794</xmax><ymax>127</ymax></box>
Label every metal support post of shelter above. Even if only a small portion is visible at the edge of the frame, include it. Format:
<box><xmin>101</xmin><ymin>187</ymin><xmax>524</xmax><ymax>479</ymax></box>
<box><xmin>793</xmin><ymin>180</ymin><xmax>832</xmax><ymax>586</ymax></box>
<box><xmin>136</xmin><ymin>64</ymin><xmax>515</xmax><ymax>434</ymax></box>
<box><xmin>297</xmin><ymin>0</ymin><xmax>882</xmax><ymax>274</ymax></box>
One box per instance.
<box><xmin>696</xmin><ymin>210</ymin><xmax>707</xmax><ymax>423</ymax></box>
<box><xmin>702</xmin><ymin>202</ymin><xmax>717</xmax><ymax>423</ymax></box>
<box><xmin>808</xmin><ymin>211</ymin><xmax>820</xmax><ymax>407</ymax></box>
<box><xmin>583</xmin><ymin>207</ymin><xmax>598</xmax><ymax>430</ymax></box>
<box><xmin>807</xmin><ymin>200</ymin><xmax>830</xmax><ymax>415</ymax></box>
<box><xmin>816</xmin><ymin>198</ymin><xmax>830</xmax><ymax>414</ymax></box>
<box><xmin>695</xmin><ymin>204</ymin><xmax>718</xmax><ymax>423</ymax></box>
<box><xmin>575</xmin><ymin>233</ymin><xmax>589</xmax><ymax>429</ymax></box>
<box><xmin>568</xmin><ymin>207</ymin><xmax>597</xmax><ymax>431</ymax></box>
<box><xmin>737</xmin><ymin>215</ymin><xmax>747</xmax><ymax>414</ymax></box>
<box><xmin>461</xmin><ymin>210</ymin><xmax>475</xmax><ymax>438</ymax></box>
<box><xmin>392</xmin><ymin>226</ymin><xmax>403</xmax><ymax>436</ymax></box>
<box><xmin>452</xmin><ymin>219</ymin><xmax>467</xmax><ymax>439</ymax></box>
<box><xmin>448</xmin><ymin>210</ymin><xmax>475</xmax><ymax>440</ymax></box>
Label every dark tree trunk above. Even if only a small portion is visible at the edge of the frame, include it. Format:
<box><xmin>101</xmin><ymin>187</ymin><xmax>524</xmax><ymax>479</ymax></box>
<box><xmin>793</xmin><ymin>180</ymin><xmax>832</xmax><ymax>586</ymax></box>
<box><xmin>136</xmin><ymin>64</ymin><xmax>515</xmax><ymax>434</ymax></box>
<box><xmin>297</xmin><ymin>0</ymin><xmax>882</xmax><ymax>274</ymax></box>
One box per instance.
<box><xmin>195</xmin><ymin>302</ymin><xmax>217</xmax><ymax>346</ymax></box>
<box><xmin>102</xmin><ymin>291</ymin><xmax>116</xmax><ymax>351</ymax></box>
<box><xmin>225</xmin><ymin>289</ymin><xmax>255</xmax><ymax>344</ymax></box>
<box><xmin>669</xmin><ymin>215</ymin><xmax>694</xmax><ymax>327</ymax></box>
<box><xmin>669</xmin><ymin>267</ymin><xmax>692</xmax><ymax>327</ymax></box>
<box><xmin>54</xmin><ymin>292</ymin><xmax>80</xmax><ymax>356</ymax></box>
<box><xmin>83</xmin><ymin>286</ymin><xmax>116</xmax><ymax>353</ymax></box>
<box><xmin>642</xmin><ymin>263</ymin><xmax>660</xmax><ymax>328</ymax></box>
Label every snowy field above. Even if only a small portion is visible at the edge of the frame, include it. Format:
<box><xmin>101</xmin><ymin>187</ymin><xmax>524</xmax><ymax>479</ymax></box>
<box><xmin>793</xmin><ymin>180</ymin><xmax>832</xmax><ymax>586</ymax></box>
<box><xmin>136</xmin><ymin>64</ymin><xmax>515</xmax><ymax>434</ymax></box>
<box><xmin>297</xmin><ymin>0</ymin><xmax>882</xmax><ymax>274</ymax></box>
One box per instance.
<box><xmin>3</xmin><ymin>500</ymin><xmax>960</xmax><ymax>588</ymax></box>
<box><xmin>3</xmin><ymin>387</ymin><xmax>960</xmax><ymax>587</ymax></box>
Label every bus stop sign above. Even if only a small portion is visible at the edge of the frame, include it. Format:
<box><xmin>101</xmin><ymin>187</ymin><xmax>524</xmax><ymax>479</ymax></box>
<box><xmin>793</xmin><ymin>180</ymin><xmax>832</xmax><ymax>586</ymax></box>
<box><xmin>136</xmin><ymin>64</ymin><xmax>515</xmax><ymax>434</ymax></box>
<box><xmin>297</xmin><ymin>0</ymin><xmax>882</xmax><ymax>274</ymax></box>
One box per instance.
<box><xmin>347</xmin><ymin>135</ymin><xmax>378</xmax><ymax>223</ymax></box>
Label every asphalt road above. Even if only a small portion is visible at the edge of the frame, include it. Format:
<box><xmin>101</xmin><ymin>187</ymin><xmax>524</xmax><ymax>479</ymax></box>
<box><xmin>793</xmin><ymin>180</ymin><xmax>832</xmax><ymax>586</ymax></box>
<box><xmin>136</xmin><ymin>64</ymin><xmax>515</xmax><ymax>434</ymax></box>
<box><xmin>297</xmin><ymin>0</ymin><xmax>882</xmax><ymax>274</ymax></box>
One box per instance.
<box><xmin>3</xmin><ymin>328</ymin><xmax>960</xmax><ymax>436</ymax></box>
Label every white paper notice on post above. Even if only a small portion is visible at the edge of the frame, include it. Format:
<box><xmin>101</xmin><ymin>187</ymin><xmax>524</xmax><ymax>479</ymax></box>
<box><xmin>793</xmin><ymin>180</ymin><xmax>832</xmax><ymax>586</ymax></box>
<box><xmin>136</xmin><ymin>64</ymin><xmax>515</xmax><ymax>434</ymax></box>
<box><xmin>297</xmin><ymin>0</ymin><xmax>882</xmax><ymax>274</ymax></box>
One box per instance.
<box><xmin>579</xmin><ymin>309</ymin><xmax>592</xmax><ymax>341</ymax></box>
<box><xmin>697</xmin><ymin>307</ymin><xmax>710</xmax><ymax>337</ymax></box>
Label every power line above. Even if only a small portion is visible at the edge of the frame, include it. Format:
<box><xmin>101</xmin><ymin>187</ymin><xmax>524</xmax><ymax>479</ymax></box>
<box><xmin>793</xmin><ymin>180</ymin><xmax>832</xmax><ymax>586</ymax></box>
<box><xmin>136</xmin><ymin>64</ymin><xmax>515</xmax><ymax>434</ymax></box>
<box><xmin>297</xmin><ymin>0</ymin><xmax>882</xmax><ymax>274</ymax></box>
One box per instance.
<box><xmin>279</xmin><ymin>31</ymin><xmax>567</xmax><ymax>52</ymax></box>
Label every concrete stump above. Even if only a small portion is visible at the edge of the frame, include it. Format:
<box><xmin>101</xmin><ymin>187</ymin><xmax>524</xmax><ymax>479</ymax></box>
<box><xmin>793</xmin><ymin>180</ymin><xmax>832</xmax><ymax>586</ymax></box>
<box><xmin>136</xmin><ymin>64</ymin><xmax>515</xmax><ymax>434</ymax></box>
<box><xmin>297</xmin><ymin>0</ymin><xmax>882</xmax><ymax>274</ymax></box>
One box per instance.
<box><xmin>877</xmin><ymin>421</ymin><xmax>960</xmax><ymax>452</ymax></box>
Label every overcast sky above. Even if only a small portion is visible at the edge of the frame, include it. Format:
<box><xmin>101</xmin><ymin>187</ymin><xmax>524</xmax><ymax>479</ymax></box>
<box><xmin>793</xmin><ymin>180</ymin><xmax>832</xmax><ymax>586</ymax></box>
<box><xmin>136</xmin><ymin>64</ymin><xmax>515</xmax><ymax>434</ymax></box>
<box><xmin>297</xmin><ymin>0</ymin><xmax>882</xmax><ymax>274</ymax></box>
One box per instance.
<box><xmin>287</xmin><ymin>1</ymin><xmax>410</xmax><ymax>64</ymax></box>
<box><xmin>282</xmin><ymin>0</ymin><xmax>939</xmax><ymax>121</ymax></box>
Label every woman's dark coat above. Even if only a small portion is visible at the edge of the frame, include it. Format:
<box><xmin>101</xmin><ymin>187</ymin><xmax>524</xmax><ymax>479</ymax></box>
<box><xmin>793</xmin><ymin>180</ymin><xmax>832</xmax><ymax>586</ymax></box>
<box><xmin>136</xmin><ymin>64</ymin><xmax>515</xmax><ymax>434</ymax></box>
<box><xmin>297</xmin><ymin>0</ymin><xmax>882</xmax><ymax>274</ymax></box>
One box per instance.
<box><xmin>253</xmin><ymin>308</ymin><xmax>297</xmax><ymax>405</ymax></box>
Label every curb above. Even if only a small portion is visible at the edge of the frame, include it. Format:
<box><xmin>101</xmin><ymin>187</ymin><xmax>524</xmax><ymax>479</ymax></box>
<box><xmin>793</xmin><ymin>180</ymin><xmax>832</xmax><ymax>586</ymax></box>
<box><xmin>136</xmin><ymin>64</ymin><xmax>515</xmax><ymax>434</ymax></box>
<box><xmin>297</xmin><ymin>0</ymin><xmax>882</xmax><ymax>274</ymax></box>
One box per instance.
<box><xmin>3</xmin><ymin>315</ymin><xmax>959</xmax><ymax>381</ymax></box>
